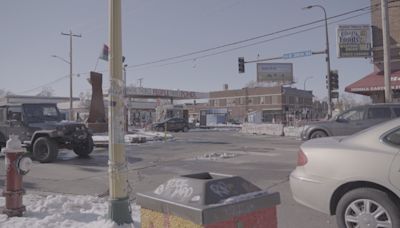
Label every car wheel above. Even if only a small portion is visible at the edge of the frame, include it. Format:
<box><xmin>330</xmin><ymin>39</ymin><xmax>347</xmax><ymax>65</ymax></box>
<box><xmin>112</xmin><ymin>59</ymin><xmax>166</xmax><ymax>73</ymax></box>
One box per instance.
<box><xmin>73</xmin><ymin>137</ymin><xmax>94</xmax><ymax>157</ymax></box>
<box><xmin>309</xmin><ymin>130</ymin><xmax>327</xmax><ymax>139</ymax></box>
<box><xmin>336</xmin><ymin>188</ymin><xmax>400</xmax><ymax>228</ymax></box>
<box><xmin>33</xmin><ymin>137</ymin><xmax>58</xmax><ymax>163</ymax></box>
<box><xmin>183</xmin><ymin>126</ymin><xmax>189</xmax><ymax>132</ymax></box>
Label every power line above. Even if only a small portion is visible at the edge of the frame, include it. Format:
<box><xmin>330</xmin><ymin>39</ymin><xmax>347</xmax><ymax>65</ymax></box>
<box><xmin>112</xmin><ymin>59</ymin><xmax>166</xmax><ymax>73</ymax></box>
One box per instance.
<box><xmin>19</xmin><ymin>75</ymin><xmax>69</xmax><ymax>94</ymax></box>
<box><xmin>21</xmin><ymin>1</ymin><xmax>398</xmax><ymax>93</ymax></box>
<box><xmin>127</xmin><ymin>3</ymin><xmax>384</xmax><ymax>69</ymax></box>
<box><xmin>77</xmin><ymin>1</ymin><xmax>397</xmax><ymax>75</ymax></box>
<box><xmin>130</xmin><ymin>10</ymin><xmax>374</xmax><ymax>70</ymax></box>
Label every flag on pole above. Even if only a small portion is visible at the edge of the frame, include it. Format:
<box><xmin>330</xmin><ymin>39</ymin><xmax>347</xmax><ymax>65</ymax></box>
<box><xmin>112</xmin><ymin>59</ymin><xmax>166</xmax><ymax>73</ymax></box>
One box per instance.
<box><xmin>99</xmin><ymin>44</ymin><xmax>109</xmax><ymax>61</ymax></box>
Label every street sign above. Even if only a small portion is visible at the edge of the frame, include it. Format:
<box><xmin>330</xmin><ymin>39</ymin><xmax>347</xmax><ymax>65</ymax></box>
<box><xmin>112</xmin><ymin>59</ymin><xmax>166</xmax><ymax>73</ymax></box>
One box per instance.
<box><xmin>282</xmin><ymin>50</ymin><xmax>312</xmax><ymax>59</ymax></box>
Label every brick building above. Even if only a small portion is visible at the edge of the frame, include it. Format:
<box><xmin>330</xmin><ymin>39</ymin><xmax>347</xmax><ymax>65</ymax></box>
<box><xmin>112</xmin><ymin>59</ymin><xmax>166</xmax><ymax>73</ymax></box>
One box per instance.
<box><xmin>346</xmin><ymin>0</ymin><xmax>400</xmax><ymax>102</ymax></box>
<box><xmin>207</xmin><ymin>86</ymin><xmax>314</xmax><ymax>124</ymax></box>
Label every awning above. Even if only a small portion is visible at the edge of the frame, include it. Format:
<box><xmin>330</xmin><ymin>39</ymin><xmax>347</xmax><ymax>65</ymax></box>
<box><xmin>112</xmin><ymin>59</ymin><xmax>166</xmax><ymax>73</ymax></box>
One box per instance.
<box><xmin>345</xmin><ymin>70</ymin><xmax>400</xmax><ymax>95</ymax></box>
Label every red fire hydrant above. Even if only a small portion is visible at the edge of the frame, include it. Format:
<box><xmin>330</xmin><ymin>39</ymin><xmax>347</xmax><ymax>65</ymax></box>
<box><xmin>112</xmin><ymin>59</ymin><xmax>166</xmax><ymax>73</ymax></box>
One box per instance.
<box><xmin>1</xmin><ymin>135</ymin><xmax>32</xmax><ymax>217</ymax></box>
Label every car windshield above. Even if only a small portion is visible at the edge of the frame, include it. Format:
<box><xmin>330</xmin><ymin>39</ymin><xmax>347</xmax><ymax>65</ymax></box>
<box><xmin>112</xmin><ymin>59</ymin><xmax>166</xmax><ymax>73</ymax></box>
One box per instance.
<box><xmin>23</xmin><ymin>104</ymin><xmax>60</xmax><ymax>123</ymax></box>
<box><xmin>337</xmin><ymin>108</ymin><xmax>364</xmax><ymax>121</ymax></box>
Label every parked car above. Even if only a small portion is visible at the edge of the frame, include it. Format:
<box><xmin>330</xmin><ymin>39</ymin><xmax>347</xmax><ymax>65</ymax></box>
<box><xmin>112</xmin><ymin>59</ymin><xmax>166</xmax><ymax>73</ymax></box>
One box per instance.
<box><xmin>290</xmin><ymin>118</ymin><xmax>400</xmax><ymax>228</ymax></box>
<box><xmin>152</xmin><ymin>118</ymin><xmax>190</xmax><ymax>132</ymax></box>
<box><xmin>301</xmin><ymin>103</ymin><xmax>400</xmax><ymax>140</ymax></box>
<box><xmin>0</xmin><ymin>103</ymin><xmax>93</xmax><ymax>163</ymax></box>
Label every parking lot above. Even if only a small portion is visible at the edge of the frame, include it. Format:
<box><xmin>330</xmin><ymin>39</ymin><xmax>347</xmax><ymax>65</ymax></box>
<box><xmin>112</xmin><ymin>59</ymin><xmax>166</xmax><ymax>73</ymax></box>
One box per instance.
<box><xmin>0</xmin><ymin>130</ymin><xmax>338</xmax><ymax>228</ymax></box>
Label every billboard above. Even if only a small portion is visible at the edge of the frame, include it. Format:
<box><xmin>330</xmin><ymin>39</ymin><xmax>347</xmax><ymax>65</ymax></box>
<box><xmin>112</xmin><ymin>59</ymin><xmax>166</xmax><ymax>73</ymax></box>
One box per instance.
<box><xmin>337</xmin><ymin>24</ymin><xmax>372</xmax><ymax>58</ymax></box>
<box><xmin>257</xmin><ymin>63</ymin><xmax>293</xmax><ymax>83</ymax></box>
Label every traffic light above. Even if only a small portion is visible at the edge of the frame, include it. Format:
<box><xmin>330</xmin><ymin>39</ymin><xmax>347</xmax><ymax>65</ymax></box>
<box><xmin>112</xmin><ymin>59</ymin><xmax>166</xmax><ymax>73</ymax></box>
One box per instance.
<box><xmin>238</xmin><ymin>57</ymin><xmax>245</xmax><ymax>73</ymax></box>
<box><xmin>330</xmin><ymin>70</ymin><xmax>339</xmax><ymax>90</ymax></box>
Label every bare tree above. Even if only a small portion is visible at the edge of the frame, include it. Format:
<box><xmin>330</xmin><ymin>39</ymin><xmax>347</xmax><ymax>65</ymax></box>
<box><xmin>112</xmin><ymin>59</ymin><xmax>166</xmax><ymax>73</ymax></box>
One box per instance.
<box><xmin>78</xmin><ymin>91</ymin><xmax>92</xmax><ymax>108</ymax></box>
<box><xmin>36</xmin><ymin>87</ymin><xmax>54</xmax><ymax>97</ymax></box>
<box><xmin>337</xmin><ymin>93</ymin><xmax>371</xmax><ymax>111</ymax></box>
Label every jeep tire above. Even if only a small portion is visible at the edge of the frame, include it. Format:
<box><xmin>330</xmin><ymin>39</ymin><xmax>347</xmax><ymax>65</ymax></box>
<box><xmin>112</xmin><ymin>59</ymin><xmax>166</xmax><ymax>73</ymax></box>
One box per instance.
<box><xmin>73</xmin><ymin>137</ymin><xmax>94</xmax><ymax>157</ymax></box>
<box><xmin>33</xmin><ymin>137</ymin><xmax>58</xmax><ymax>163</ymax></box>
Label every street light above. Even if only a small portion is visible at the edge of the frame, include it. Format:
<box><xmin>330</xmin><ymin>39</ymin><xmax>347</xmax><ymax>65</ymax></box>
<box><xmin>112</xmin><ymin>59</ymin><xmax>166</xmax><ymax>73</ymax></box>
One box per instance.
<box><xmin>303</xmin><ymin>5</ymin><xmax>332</xmax><ymax>118</ymax></box>
<box><xmin>303</xmin><ymin>76</ymin><xmax>314</xmax><ymax>90</ymax></box>
<box><xmin>51</xmin><ymin>54</ymin><xmax>74</xmax><ymax>120</ymax></box>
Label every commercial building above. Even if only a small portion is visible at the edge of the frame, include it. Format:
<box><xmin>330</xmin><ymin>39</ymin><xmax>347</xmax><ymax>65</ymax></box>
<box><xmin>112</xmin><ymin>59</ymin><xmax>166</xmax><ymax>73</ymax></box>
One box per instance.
<box><xmin>208</xmin><ymin>86</ymin><xmax>314</xmax><ymax>124</ymax></box>
<box><xmin>345</xmin><ymin>0</ymin><xmax>400</xmax><ymax>102</ymax></box>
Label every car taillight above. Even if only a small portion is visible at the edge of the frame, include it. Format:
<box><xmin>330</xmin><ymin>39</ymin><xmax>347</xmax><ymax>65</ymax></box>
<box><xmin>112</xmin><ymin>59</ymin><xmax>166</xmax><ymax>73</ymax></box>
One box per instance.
<box><xmin>297</xmin><ymin>149</ymin><xmax>308</xmax><ymax>166</ymax></box>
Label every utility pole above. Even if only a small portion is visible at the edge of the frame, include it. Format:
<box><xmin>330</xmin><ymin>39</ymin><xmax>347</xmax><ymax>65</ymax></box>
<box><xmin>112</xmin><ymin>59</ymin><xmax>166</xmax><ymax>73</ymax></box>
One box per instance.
<box><xmin>61</xmin><ymin>30</ymin><xmax>82</xmax><ymax>121</ymax></box>
<box><xmin>303</xmin><ymin>5</ymin><xmax>332</xmax><ymax>118</ymax></box>
<box><xmin>381</xmin><ymin>0</ymin><xmax>392</xmax><ymax>102</ymax></box>
<box><xmin>138</xmin><ymin>78</ymin><xmax>143</xmax><ymax>87</ymax></box>
<box><xmin>108</xmin><ymin>0</ymin><xmax>132</xmax><ymax>225</ymax></box>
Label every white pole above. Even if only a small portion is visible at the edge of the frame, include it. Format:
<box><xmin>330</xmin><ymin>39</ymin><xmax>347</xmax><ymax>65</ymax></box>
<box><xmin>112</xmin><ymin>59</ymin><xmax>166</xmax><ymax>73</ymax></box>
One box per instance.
<box><xmin>108</xmin><ymin>0</ymin><xmax>132</xmax><ymax>224</ymax></box>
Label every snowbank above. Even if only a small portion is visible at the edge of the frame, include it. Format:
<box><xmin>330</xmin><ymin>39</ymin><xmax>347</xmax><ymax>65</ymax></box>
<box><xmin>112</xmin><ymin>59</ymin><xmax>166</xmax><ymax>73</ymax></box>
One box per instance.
<box><xmin>0</xmin><ymin>194</ymin><xmax>140</xmax><ymax>228</ymax></box>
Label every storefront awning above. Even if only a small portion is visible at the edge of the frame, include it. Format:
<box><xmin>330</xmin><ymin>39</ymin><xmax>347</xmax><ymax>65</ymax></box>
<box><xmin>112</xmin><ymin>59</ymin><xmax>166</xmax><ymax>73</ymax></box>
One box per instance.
<box><xmin>345</xmin><ymin>70</ymin><xmax>400</xmax><ymax>95</ymax></box>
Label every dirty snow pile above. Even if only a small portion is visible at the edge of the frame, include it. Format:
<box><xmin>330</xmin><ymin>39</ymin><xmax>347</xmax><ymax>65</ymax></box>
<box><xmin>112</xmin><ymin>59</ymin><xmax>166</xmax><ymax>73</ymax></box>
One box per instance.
<box><xmin>197</xmin><ymin>152</ymin><xmax>238</xmax><ymax>160</ymax></box>
<box><xmin>0</xmin><ymin>194</ymin><xmax>140</xmax><ymax>228</ymax></box>
<box><xmin>92</xmin><ymin>130</ymin><xmax>173</xmax><ymax>145</ymax></box>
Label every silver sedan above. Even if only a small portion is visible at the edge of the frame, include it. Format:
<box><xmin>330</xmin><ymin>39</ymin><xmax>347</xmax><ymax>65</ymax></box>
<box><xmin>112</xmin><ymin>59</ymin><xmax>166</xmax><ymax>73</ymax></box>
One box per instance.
<box><xmin>290</xmin><ymin>118</ymin><xmax>400</xmax><ymax>228</ymax></box>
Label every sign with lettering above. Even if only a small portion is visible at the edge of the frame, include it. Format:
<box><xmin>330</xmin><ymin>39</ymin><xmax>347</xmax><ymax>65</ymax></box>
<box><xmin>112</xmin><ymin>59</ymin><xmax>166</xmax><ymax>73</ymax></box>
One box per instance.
<box><xmin>337</xmin><ymin>24</ymin><xmax>372</xmax><ymax>58</ymax></box>
<box><xmin>256</xmin><ymin>63</ymin><xmax>293</xmax><ymax>83</ymax></box>
<box><xmin>125</xmin><ymin>87</ymin><xmax>209</xmax><ymax>99</ymax></box>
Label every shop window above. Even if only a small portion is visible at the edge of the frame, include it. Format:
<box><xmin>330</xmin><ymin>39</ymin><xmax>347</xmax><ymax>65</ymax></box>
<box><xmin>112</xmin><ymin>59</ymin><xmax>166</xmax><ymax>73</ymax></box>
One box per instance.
<box><xmin>272</xmin><ymin>96</ymin><xmax>281</xmax><ymax>104</ymax></box>
<box><xmin>264</xmin><ymin>96</ymin><xmax>272</xmax><ymax>104</ymax></box>
<box><xmin>219</xmin><ymin>99</ymin><xmax>227</xmax><ymax>107</ymax></box>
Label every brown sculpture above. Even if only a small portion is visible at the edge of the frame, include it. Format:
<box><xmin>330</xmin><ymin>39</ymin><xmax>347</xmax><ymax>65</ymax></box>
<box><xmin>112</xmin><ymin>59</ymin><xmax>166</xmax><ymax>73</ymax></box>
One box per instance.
<box><xmin>87</xmin><ymin>71</ymin><xmax>108</xmax><ymax>133</ymax></box>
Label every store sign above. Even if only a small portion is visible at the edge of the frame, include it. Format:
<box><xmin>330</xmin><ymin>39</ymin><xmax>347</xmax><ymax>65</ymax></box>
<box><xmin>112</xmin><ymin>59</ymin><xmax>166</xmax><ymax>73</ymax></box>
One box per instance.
<box><xmin>257</xmin><ymin>63</ymin><xmax>293</xmax><ymax>83</ymax></box>
<box><xmin>337</xmin><ymin>24</ymin><xmax>372</xmax><ymax>58</ymax></box>
<box><xmin>126</xmin><ymin>87</ymin><xmax>209</xmax><ymax>99</ymax></box>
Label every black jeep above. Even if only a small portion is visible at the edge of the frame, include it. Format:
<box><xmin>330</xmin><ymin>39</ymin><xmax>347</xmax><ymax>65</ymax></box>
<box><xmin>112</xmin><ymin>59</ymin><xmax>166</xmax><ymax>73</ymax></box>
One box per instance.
<box><xmin>0</xmin><ymin>103</ymin><xmax>93</xmax><ymax>163</ymax></box>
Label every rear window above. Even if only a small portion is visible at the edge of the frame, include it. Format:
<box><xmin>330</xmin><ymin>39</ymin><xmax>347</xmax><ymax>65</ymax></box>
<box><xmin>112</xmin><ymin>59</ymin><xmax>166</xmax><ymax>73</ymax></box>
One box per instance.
<box><xmin>367</xmin><ymin>107</ymin><xmax>391</xmax><ymax>119</ymax></box>
<box><xmin>384</xmin><ymin>128</ymin><xmax>400</xmax><ymax>146</ymax></box>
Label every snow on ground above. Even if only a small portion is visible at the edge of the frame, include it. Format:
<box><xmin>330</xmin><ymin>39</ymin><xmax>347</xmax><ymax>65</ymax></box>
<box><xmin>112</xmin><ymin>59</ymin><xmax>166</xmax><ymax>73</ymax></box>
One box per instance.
<box><xmin>196</xmin><ymin>152</ymin><xmax>238</xmax><ymax>160</ymax></box>
<box><xmin>92</xmin><ymin>130</ymin><xmax>174</xmax><ymax>146</ymax></box>
<box><xmin>0</xmin><ymin>194</ymin><xmax>140</xmax><ymax>228</ymax></box>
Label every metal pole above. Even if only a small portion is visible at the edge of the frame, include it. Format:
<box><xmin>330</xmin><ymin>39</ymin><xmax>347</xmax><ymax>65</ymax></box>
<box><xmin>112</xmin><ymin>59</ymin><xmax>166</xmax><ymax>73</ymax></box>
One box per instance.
<box><xmin>61</xmin><ymin>31</ymin><xmax>81</xmax><ymax>121</ymax></box>
<box><xmin>304</xmin><ymin>5</ymin><xmax>332</xmax><ymax>118</ymax></box>
<box><xmin>123</xmin><ymin>64</ymin><xmax>128</xmax><ymax>133</ymax></box>
<box><xmin>108</xmin><ymin>0</ymin><xmax>132</xmax><ymax>224</ymax></box>
<box><xmin>382</xmin><ymin>0</ymin><xmax>392</xmax><ymax>102</ymax></box>
<box><xmin>69</xmin><ymin>31</ymin><xmax>73</xmax><ymax>121</ymax></box>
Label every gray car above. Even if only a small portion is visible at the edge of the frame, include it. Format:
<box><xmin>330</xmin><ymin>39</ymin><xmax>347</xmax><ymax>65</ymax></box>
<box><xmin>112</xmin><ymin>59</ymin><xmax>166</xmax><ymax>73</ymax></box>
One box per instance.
<box><xmin>301</xmin><ymin>103</ymin><xmax>400</xmax><ymax>140</ymax></box>
<box><xmin>291</xmin><ymin>118</ymin><xmax>400</xmax><ymax>227</ymax></box>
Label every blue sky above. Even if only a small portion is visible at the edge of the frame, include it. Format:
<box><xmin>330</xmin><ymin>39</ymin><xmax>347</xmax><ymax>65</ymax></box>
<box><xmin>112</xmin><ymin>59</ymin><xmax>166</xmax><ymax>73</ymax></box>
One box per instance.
<box><xmin>0</xmin><ymin>0</ymin><xmax>373</xmax><ymax>100</ymax></box>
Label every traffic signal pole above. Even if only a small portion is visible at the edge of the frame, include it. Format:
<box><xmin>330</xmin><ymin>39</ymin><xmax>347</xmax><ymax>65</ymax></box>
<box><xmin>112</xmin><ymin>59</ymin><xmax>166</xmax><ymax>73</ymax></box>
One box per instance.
<box><xmin>107</xmin><ymin>0</ymin><xmax>132</xmax><ymax>224</ymax></box>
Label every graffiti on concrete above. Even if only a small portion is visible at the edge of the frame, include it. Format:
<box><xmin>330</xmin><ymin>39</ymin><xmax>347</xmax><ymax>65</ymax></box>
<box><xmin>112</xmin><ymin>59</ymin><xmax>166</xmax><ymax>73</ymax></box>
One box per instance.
<box><xmin>154</xmin><ymin>178</ymin><xmax>194</xmax><ymax>201</ymax></box>
<box><xmin>210</xmin><ymin>181</ymin><xmax>231</xmax><ymax>197</ymax></box>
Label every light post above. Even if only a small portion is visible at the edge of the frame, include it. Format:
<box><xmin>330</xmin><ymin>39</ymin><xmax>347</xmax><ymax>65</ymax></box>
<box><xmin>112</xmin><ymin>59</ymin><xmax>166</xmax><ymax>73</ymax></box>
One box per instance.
<box><xmin>51</xmin><ymin>54</ymin><xmax>73</xmax><ymax>120</ymax></box>
<box><xmin>303</xmin><ymin>76</ymin><xmax>313</xmax><ymax>90</ymax></box>
<box><xmin>123</xmin><ymin>64</ymin><xmax>128</xmax><ymax>133</ymax></box>
<box><xmin>303</xmin><ymin>5</ymin><xmax>332</xmax><ymax>118</ymax></box>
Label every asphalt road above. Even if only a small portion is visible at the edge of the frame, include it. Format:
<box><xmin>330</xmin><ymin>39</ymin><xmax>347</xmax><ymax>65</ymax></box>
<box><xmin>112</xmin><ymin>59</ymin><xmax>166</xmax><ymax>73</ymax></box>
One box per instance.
<box><xmin>0</xmin><ymin>129</ymin><xmax>338</xmax><ymax>228</ymax></box>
